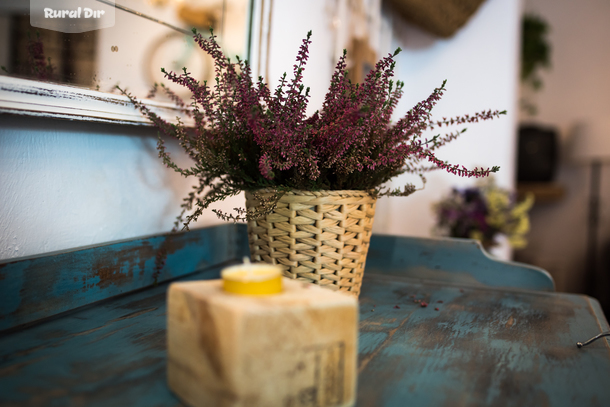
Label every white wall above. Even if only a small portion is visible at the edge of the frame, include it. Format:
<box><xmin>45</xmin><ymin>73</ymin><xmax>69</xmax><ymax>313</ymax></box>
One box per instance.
<box><xmin>379</xmin><ymin>0</ymin><xmax>521</xmax><ymax>247</ymax></box>
<box><xmin>515</xmin><ymin>0</ymin><xmax>610</xmax><ymax>293</ymax></box>
<box><xmin>94</xmin><ymin>0</ymin><xmax>249</xmax><ymax>96</ymax></box>
<box><xmin>0</xmin><ymin>115</ymin><xmax>242</xmax><ymax>260</ymax></box>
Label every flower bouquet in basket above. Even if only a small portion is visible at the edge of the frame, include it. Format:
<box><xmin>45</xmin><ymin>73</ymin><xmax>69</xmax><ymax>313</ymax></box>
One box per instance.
<box><xmin>120</xmin><ymin>29</ymin><xmax>505</xmax><ymax>296</ymax></box>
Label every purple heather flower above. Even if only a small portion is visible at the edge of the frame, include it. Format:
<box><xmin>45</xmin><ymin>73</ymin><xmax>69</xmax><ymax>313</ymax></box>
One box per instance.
<box><xmin>119</xmin><ymin>30</ymin><xmax>504</xmax><ymax>228</ymax></box>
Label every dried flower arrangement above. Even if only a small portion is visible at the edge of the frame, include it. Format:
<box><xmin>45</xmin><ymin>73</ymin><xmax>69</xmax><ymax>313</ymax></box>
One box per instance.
<box><xmin>433</xmin><ymin>179</ymin><xmax>534</xmax><ymax>249</ymax></box>
<box><xmin>120</xmin><ymin>29</ymin><xmax>505</xmax><ymax>231</ymax></box>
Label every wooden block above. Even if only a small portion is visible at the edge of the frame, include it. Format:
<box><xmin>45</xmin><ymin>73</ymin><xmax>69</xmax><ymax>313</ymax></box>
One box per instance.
<box><xmin>167</xmin><ymin>278</ymin><xmax>359</xmax><ymax>407</ymax></box>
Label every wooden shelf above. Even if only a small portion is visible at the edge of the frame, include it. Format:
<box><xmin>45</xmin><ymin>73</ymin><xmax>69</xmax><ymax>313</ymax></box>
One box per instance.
<box><xmin>517</xmin><ymin>182</ymin><xmax>565</xmax><ymax>203</ymax></box>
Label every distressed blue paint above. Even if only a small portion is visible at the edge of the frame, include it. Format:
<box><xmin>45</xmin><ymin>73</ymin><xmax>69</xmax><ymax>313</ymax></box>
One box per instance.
<box><xmin>4</xmin><ymin>225</ymin><xmax>606</xmax><ymax>406</ymax></box>
<box><xmin>0</xmin><ymin>266</ymin><xmax>228</xmax><ymax>407</ymax></box>
<box><xmin>0</xmin><ymin>225</ymin><xmax>554</xmax><ymax>332</ymax></box>
<box><xmin>1</xmin><ymin>270</ymin><xmax>608</xmax><ymax>406</ymax></box>
<box><xmin>357</xmin><ymin>275</ymin><xmax>610</xmax><ymax>406</ymax></box>
<box><xmin>0</xmin><ymin>224</ymin><xmax>241</xmax><ymax>331</ymax></box>
<box><xmin>358</xmin><ymin>331</ymin><xmax>389</xmax><ymax>355</ymax></box>
<box><xmin>235</xmin><ymin>223</ymin><xmax>250</xmax><ymax>258</ymax></box>
<box><xmin>367</xmin><ymin>234</ymin><xmax>555</xmax><ymax>292</ymax></box>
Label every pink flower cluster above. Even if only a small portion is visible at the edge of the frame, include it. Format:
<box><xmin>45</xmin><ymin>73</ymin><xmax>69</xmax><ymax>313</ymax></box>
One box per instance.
<box><xmin>120</xmin><ymin>29</ymin><xmax>504</xmax><ymax>228</ymax></box>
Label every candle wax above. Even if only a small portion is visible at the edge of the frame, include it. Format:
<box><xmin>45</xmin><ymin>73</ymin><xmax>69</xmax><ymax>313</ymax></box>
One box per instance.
<box><xmin>221</xmin><ymin>264</ymin><xmax>283</xmax><ymax>295</ymax></box>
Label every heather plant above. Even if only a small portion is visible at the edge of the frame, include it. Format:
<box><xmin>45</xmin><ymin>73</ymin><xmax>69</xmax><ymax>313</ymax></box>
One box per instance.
<box><xmin>120</xmin><ymin>29</ymin><xmax>504</xmax><ymax>231</ymax></box>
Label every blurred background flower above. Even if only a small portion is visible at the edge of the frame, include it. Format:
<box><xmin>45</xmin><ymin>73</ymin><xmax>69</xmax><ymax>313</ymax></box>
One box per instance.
<box><xmin>433</xmin><ymin>179</ymin><xmax>534</xmax><ymax>251</ymax></box>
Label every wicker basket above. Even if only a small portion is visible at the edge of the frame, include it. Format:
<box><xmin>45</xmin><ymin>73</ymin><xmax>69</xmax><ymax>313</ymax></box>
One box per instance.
<box><xmin>245</xmin><ymin>189</ymin><xmax>377</xmax><ymax>296</ymax></box>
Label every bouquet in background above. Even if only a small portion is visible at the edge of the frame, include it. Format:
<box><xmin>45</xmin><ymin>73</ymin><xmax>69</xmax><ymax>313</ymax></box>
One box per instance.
<box><xmin>433</xmin><ymin>179</ymin><xmax>534</xmax><ymax>250</ymax></box>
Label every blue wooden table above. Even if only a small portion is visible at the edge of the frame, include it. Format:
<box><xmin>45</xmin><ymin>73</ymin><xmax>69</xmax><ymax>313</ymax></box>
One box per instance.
<box><xmin>357</xmin><ymin>275</ymin><xmax>610</xmax><ymax>406</ymax></box>
<box><xmin>1</xmin><ymin>225</ymin><xmax>609</xmax><ymax>406</ymax></box>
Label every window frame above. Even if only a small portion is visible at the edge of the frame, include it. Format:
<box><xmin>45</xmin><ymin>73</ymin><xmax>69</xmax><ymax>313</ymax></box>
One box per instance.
<box><xmin>0</xmin><ymin>0</ymin><xmax>270</xmax><ymax>127</ymax></box>
<box><xmin>0</xmin><ymin>75</ymin><xmax>193</xmax><ymax>125</ymax></box>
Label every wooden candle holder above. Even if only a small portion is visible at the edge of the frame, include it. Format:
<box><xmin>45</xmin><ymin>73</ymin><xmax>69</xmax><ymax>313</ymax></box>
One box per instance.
<box><xmin>167</xmin><ymin>278</ymin><xmax>359</xmax><ymax>407</ymax></box>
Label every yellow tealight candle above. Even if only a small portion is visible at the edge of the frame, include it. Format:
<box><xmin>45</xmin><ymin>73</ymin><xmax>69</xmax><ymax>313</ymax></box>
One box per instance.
<box><xmin>221</xmin><ymin>259</ymin><xmax>283</xmax><ymax>296</ymax></box>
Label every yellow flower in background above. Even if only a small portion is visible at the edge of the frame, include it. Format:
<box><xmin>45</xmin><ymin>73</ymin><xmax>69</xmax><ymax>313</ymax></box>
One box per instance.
<box><xmin>469</xmin><ymin>230</ymin><xmax>485</xmax><ymax>242</ymax></box>
<box><xmin>511</xmin><ymin>193</ymin><xmax>534</xmax><ymax>218</ymax></box>
<box><xmin>485</xmin><ymin>189</ymin><xmax>510</xmax><ymax>229</ymax></box>
<box><xmin>504</xmin><ymin>193</ymin><xmax>534</xmax><ymax>249</ymax></box>
<box><xmin>512</xmin><ymin>213</ymin><xmax>530</xmax><ymax>235</ymax></box>
<box><xmin>484</xmin><ymin>184</ymin><xmax>534</xmax><ymax>249</ymax></box>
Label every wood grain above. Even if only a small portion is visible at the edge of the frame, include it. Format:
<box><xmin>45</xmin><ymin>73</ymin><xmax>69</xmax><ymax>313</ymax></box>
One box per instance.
<box><xmin>0</xmin><ymin>75</ymin><xmax>193</xmax><ymax>126</ymax></box>
<box><xmin>367</xmin><ymin>234</ymin><xmax>555</xmax><ymax>291</ymax></box>
<box><xmin>1</xmin><ymin>271</ymin><xmax>609</xmax><ymax>406</ymax></box>
<box><xmin>356</xmin><ymin>275</ymin><xmax>610</xmax><ymax>406</ymax></box>
<box><xmin>167</xmin><ymin>279</ymin><xmax>358</xmax><ymax>407</ymax></box>
<box><xmin>0</xmin><ymin>223</ymin><xmax>555</xmax><ymax>333</ymax></box>
<box><xmin>0</xmin><ymin>224</ymin><xmax>246</xmax><ymax>331</ymax></box>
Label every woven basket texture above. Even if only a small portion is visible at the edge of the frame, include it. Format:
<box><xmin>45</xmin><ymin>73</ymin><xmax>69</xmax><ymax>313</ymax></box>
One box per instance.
<box><xmin>246</xmin><ymin>189</ymin><xmax>377</xmax><ymax>296</ymax></box>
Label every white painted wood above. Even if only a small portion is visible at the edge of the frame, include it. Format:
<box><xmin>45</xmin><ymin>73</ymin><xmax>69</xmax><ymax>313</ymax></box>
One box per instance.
<box><xmin>0</xmin><ymin>75</ymin><xmax>193</xmax><ymax>126</ymax></box>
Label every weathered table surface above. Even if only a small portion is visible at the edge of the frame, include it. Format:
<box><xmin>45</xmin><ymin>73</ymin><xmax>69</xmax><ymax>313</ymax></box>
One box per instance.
<box><xmin>1</xmin><ymin>269</ymin><xmax>609</xmax><ymax>406</ymax></box>
<box><xmin>357</xmin><ymin>275</ymin><xmax>610</xmax><ymax>406</ymax></box>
